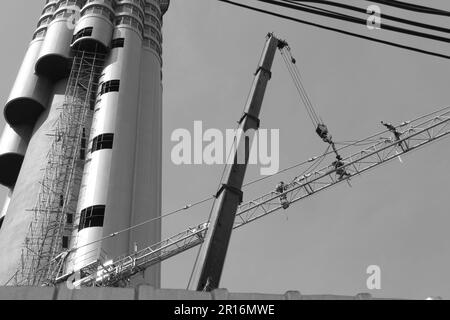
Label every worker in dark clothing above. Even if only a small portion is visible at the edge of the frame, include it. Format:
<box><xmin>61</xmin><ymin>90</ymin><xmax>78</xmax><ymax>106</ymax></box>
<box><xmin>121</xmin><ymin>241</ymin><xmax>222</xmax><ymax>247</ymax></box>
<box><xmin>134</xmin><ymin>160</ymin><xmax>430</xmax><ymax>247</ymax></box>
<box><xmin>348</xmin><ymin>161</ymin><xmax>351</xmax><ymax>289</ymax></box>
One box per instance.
<box><xmin>275</xmin><ymin>181</ymin><xmax>290</xmax><ymax>209</ymax></box>
<box><xmin>332</xmin><ymin>156</ymin><xmax>351</xmax><ymax>180</ymax></box>
<box><xmin>275</xmin><ymin>181</ymin><xmax>285</xmax><ymax>194</ymax></box>
<box><xmin>381</xmin><ymin>121</ymin><xmax>406</xmax><ymax>151</ymax></box>
<box><xmin>381</xmin><ymin>121</ymin><xmax>401</xmax><ymax>140</ymax></box>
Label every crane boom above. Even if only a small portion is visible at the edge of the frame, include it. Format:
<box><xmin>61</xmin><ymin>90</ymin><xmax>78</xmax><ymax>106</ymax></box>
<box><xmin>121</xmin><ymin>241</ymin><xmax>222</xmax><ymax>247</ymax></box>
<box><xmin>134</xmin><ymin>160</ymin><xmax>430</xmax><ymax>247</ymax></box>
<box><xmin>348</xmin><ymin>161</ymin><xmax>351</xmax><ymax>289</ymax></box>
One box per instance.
<box><xmin>187</xmin><ymin>33</ymin><xmax>286</xmax><ymax>291</ymax></box>
<box><xmin>57</xmin><ymin>106</ymin><xmax>450</xmax><ymax>288</ymax></box>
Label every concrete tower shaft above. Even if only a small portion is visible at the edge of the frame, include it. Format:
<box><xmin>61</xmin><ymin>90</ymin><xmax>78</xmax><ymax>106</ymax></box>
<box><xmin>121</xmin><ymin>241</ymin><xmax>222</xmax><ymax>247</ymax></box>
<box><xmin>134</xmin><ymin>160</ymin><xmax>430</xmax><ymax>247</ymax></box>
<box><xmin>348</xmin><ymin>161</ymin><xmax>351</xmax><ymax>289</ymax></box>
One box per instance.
<box><xmin>130</xmin><ymin>44</ymin><xmax>163</xmax><ymax>287</ymax></box>
<box><xmin>0</xmin><ymin>124</ymin><xmax>30</xmax><ymax>232</ymax></box>
<box><xmin>0</xmin><ymin>190</ymin><xmax>12</xmax><ymax>228</ymax></box>
<box><xmin>100</xmin><ymin>0</ymin><xmax>147</xmax><ymax>262</ymax></box>
<box><xmin>72</xmin><ymin>0</ymin><xmax>115</xmax><ymax>52</ymax></box>
<box><xmin>2</xmin><ymin>1</ymin><xmax>55</xmax><ymax>134</ymax></box>
<box><xmin>0</xmin><ymin>0</ymin><xmax>169</xmax><ymax>286</ymax></box>
<box><xmin>0</xmin><ymin>1</ymin><xmax>57</xmax><ymax>247</ymax></box>
<box><xmin>69</xmin><ymin>25</ymin><xmax>143</xmax><ymax>271</ymax></box>
<box><xmin>128</xmin><ymin>0</ymin><xmax>165</xmax><ymax>285</ymax></box>
<box><xmin>4</xmin><ymin>39</ymin><xmax>53</xmax><ymax>127</ymax></box>
<box><xmin>67</xmin><ymin>0</ymin><xmax>167</xmax><ymax>288</ymax></box>
<box><xmin>0</xmin><ymin>125</ymin><xmax>31</xmax><ymax>188</ymax></box>
<box><xmin>0</xmin><ymin>78</ymin><xmax>68</xmax><ymax>285</ymax></box>
<box><xmin>36</xmin><ymin>0</ymin><xmax>86</xmax><ymax>80</ymax></box>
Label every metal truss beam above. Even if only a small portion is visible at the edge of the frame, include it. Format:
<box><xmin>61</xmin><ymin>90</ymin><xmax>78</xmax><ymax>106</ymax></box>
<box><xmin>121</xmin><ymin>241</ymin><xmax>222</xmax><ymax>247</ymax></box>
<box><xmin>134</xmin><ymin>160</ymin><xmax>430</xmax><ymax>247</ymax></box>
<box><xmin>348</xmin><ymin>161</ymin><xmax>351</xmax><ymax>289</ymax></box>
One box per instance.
<box><xmin>58</xmin><ymin>108</ymin><xmax>450</xmax><ymax>287</ymax></box>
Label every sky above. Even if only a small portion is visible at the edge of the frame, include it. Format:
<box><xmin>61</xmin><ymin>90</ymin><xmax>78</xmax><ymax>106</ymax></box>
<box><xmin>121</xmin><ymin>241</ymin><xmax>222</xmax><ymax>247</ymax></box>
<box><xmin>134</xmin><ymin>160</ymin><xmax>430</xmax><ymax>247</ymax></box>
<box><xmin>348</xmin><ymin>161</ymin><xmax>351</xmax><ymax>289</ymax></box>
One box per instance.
<box><xmin>0</xmin><ymin>0</ymin><xmax>449</xmax><ymax>299</ymax></box>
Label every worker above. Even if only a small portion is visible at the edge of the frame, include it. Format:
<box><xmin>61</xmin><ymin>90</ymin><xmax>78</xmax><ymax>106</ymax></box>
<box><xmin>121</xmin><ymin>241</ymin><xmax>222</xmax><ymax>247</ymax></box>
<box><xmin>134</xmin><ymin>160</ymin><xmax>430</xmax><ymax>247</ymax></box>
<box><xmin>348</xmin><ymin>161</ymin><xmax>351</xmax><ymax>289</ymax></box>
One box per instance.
<box><xmin>381</xmin><ymin>121</ymin><xmax>406</xmax><ymax>151</ymax></box>
<box><xmin>199</xmin><ymin>222</ymin><xmax>209</xmax><ymax>230</ymax></box>
<box><xmin>332</xmin><ymin>156</ymin><xmax>350</xmax><ymax>180</ymax></box>
<box><xmin>381</xmin><ymin>121</ymin><xmax>401</xmax><ymax>140</ymax></box>
<box><xmin>276</xmin><ymin>181</ymin><xmax>285</xmax><ymax>194</ymax></box>
<box><xmin>295</xmin><ymin>175</ymin><xmax>306</xmax><ymax>183</ymax></box>
<box><xmin>275</xmin><ymin>181</ymin><xmax>290</xmax><ymax>209</ymax></box>
<box><xmin>191</xmin><ymin>223</ymin><xmax>209</xmax><ymax>240</ymax></box>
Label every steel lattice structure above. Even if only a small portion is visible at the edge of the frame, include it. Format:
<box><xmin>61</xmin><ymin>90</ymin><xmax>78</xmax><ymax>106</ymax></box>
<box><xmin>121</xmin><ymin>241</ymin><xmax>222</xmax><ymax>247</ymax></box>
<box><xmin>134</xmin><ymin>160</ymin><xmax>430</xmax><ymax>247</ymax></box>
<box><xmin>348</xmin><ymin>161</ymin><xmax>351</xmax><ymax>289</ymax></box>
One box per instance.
<box><xmin>54</xmin><ymin>107</ymin><xmax>450</xmax><ymax>287</ymax></box>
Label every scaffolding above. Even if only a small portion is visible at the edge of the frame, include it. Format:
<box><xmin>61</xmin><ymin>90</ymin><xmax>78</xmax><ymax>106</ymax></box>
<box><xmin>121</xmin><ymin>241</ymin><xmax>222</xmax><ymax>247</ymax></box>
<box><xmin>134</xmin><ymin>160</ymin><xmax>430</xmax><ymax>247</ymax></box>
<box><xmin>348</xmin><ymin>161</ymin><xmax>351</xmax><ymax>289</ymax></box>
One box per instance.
<box><xmin>10</xmin><ymin>49</ymin><xmax>105</xmax><ymax>286</ymax></box>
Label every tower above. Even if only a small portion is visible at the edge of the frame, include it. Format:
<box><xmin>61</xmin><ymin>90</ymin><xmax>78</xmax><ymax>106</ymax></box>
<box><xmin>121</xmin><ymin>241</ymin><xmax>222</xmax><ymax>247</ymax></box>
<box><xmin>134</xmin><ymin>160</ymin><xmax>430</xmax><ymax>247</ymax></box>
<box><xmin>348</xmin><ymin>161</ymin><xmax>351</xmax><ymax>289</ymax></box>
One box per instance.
<box><xmin>0</xmin><ymin>0</ymin><xmax>169</xmax><ymax>287</ymax></box>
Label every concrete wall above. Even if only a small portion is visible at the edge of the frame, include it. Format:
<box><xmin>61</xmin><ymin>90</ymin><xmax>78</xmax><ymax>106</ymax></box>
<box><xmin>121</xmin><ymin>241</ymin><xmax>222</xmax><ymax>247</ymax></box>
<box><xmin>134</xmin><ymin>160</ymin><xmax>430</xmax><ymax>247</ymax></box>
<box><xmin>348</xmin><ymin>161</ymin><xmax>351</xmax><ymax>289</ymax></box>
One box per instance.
<box><xmin>0</xmin><ymin>80</ymin><xmax>67</xmax><ymax>284</ymax></box>
<box><xmin>0</xmin><ymin>285</ymin><xmax>385</xmax><ymax>300</ymax></box>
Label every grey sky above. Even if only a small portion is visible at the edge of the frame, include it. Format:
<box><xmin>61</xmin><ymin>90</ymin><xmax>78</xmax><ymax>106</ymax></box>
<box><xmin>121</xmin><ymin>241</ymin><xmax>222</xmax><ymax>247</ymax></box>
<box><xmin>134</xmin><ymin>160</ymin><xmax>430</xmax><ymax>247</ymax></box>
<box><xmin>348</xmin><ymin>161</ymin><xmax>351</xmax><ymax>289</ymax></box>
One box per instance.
<box><xmin>1</xmin><ymin>0</ymin><xmax>449</xmax><ymax>299</ymax></box>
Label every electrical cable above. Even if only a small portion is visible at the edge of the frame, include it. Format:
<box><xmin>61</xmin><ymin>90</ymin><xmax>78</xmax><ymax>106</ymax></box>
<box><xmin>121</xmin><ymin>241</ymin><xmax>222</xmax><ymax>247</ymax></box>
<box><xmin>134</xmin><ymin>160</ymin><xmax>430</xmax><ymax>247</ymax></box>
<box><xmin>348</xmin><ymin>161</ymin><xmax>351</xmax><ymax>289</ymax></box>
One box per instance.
<box><xmin>217</xmin><ymin>0</ymin><xmax>450</xmax><ymax>59</ymax></box>
<box><xmin>357</xmin><ymin>0</ymin><xmax>450</xmax><ymax>16</ymax></box>
<box><xmin>286</xmin><ymin>0</ymin><xmax>450</xmax><ymax>31</ymax></box>
<box><xmin>256</xmin><ymin>0</ymin><xmax>450</xmax><ymax>43</ymax></box>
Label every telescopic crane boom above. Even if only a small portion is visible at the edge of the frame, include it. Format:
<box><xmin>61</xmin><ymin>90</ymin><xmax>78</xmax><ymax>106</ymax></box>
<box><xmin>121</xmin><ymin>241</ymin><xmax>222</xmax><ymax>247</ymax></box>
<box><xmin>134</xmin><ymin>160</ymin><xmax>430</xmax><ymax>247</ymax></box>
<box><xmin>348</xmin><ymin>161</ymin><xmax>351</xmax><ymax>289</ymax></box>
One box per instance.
<box><xmin>188</xmin><ymin>33</ymin><xmax>287</xmax><ymax>291</ymax></box>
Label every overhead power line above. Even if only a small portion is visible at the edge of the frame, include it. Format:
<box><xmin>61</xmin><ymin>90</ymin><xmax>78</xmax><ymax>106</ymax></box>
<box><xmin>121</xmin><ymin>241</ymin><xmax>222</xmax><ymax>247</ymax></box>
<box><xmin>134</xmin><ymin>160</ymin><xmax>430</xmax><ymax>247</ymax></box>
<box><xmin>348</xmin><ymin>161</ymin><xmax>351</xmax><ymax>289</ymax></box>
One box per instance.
<box><xmin>217</xmin><ymin>0</ymin><xmax>450</xmax><ymax>59</ymax></box>
<box><xmin>256</xmin><ymin>0</ymin><xmax>450</xmax><ymax>43</ymax></box>
<box><xmin>358</xmin><ymin>0</ymin><xmax>450</xmax><ymax>17</ymax></box>
<box><xmin>284</xmin><ymin>0</ymin><xmax>450</xmax><ymax>33</ymax></box>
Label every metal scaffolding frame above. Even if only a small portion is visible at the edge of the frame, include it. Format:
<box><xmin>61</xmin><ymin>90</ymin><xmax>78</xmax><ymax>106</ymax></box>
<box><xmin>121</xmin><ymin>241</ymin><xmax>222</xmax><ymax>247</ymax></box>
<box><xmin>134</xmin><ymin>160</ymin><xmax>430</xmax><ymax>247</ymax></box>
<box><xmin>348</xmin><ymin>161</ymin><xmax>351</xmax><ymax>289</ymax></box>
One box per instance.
<box><xmin>56</xmin><ymin>107</ymin><xmax>450</xmax><ymax>288</ymax></box>
<box><xmin>10</xmin><ymin>50</ymin><xmax>105</xmax><ymax>286</ymax></box>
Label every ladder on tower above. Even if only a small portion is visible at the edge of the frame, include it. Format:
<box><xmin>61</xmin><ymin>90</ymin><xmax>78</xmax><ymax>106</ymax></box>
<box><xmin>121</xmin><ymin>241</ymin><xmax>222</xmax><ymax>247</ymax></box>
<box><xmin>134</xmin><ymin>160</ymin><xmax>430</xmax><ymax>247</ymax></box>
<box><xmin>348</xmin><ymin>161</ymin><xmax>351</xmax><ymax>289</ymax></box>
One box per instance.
<box><xmin>10</xmin><ymin>49</ymin><xmax>105</xmax><ymax>286</ymax></box>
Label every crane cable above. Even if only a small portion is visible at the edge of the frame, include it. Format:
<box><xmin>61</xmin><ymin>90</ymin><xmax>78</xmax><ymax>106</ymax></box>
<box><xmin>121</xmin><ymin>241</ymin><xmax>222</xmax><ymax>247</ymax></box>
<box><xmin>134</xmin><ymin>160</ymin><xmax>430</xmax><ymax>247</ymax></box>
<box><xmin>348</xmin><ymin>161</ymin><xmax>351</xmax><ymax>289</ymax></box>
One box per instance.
<box><xmin>279</xmin><ymin>46</ymin><xmax>320</xmax><ymax>128</ymax></box>
<box><xmin>281</xmin><ymin>45</ymin><xmax>322</xmax><ymax>127</ymax></box>
<box><xmin>279</xmin><ymin>44</ymin><xmax>346</xmax><ymax>162</ymax></box>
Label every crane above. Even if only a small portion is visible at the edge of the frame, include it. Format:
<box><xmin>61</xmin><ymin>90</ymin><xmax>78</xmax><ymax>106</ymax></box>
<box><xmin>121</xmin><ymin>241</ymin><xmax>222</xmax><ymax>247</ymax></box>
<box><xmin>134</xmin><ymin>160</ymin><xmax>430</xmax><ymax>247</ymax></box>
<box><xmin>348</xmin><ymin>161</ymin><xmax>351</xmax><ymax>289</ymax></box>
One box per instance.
<box><xmin>53</xmin><ymin>105</ymin><xmax>450</xmax><ymax>288</ymax></box>
<box><xmin>187</xmin><ymin>33</ymin><xmax>287</xmax><ymax>291</ymax></box>
<box><xmin>51</xmin><ymin>33</ymin><xmax>450</xmax><ymax>289</ymax></box>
